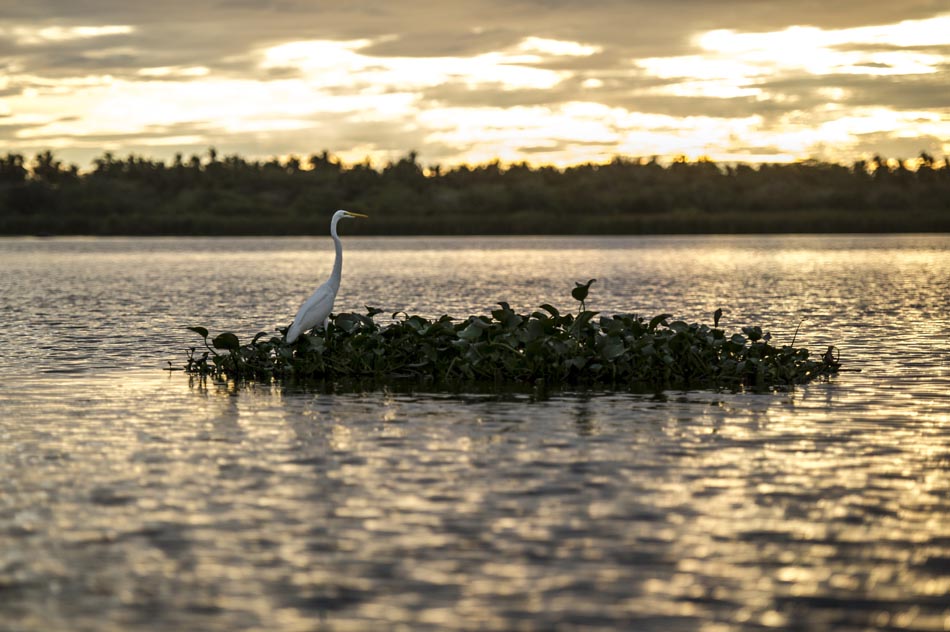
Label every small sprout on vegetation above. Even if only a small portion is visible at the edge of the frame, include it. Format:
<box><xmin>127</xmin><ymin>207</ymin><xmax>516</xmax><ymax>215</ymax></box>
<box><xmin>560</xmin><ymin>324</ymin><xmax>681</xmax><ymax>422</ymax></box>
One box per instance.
<box><xmin>571</xmin><ymin>279</ymin><xmax>596</xmax><ymax>312</ymax></box>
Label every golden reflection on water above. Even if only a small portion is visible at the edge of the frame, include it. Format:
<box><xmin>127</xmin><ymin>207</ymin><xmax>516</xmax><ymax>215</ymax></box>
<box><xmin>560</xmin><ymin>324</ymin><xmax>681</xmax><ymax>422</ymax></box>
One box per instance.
<box><xmin>3</xmin><ymin>366</ymin><xmax>950</xmax><ymax>630</ymax></box>
<box><xmin>2</xmin><ymin>235</ymin><xmax>950</xmax><ymax>630</ymax></box>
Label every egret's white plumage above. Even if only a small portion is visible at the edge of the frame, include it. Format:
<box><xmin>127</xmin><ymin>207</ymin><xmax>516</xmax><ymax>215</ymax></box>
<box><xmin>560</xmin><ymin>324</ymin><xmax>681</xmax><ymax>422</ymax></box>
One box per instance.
<box><xmin>286</xmin><ymin>209</ymin><xmax>367</xmax><ymax>343</ymax></box>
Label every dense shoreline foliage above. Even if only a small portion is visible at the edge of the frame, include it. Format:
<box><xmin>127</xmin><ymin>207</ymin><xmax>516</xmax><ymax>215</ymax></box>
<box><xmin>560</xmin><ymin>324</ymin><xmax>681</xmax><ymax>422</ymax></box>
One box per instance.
<box><xmin>181</xmin><ymin>298</ymin><xmax>841</xmax><ymax>392</ymax></box>
<box><xmin>3</xmin><ymin>149</ymin><xmax>949</xmax><ymax>235</ymax></box>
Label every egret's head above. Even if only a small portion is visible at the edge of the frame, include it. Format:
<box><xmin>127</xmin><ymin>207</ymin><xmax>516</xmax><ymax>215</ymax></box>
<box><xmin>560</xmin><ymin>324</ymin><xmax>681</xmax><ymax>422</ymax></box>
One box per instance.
<box><xmin>334</xmin><ymin>209</ymin><xmax>368</xmax><ymax>221</ymax></box>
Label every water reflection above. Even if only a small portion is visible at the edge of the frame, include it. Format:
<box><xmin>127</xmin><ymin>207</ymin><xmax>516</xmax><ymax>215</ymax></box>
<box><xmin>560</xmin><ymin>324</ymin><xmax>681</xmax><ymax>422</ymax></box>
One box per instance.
<box><xmin>2</xmin><ymin>367</ymin><xmax>949</xmax><ymax>630</ymax></box>
<box><xmin>1</xmin><ymin>235</ymin><xmax>950</xmax><ymax>630</ymax></box>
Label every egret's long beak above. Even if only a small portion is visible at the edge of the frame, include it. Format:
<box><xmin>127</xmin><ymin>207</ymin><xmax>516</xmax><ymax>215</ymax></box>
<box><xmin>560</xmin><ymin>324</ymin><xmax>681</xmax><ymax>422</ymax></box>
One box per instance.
<box><xmin>346</xmin><ymin>212</ymin><xmax>369</xmax><ymax>218</ymax></box>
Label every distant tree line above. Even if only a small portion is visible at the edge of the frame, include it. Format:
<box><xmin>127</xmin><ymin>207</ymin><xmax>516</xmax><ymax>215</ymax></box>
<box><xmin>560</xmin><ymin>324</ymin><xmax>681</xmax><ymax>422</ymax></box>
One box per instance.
<box><xmin>1</xmin><ymin>149</ymin><xmax>948</xmax><ymax>235</ymax></box>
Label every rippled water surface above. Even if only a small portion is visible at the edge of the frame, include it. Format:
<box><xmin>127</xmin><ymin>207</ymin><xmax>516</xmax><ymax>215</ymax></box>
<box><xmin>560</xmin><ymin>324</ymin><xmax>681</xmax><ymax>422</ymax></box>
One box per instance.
<box><xmin>1</xmin><ymin>235</ymin><xmax>949</xmax><ymax>631</ymax></box>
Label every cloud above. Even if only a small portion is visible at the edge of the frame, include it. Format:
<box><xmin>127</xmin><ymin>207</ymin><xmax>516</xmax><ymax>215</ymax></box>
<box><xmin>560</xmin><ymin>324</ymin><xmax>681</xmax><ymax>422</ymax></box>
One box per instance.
<box><xmin>1</xmin><ymin>1</ymin><xmax>947</xmax><ymax>166</ymax></box>
<box><xmin>759</xmin><ymin>70</ymin><xmax>950</xmax><ymax>111</ymax></box>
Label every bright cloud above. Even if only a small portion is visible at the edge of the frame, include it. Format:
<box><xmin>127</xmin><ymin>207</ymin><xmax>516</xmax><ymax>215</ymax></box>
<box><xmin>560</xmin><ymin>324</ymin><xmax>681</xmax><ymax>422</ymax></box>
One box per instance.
<box><xmin>696</xmin><ymin>17</ymin><xmax>949</xmax><ymax>76</ymax></box>
<box><xmin>517</xmin><ymin>36</ymin><xmax>602</xmax><ymax>57</ymax></box>
<box><xmin>261</xmin><ymin>38</ymin><xmax>567</xmax><ymax>90</ymax></box>
<box><xmin>0</xmin><ymin>4</ymin><xmax>947</xmax><ymax>167</ymax></box>
<box><xmin>5</xmin><ymin>24</ymin><xmax>134</xmax><ymax>45</ymax></box>
<box><xmin>639</xmin><ymin>14</ymin><xmax>950</xmax><ymax>90</ymax></box>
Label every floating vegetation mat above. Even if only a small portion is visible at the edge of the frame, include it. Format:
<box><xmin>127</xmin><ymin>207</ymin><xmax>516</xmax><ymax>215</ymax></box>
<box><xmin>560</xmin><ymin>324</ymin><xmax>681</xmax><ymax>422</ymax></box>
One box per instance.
<box><xmin>180</xmin><ymin>288</ymin><xmax>840</xmax><ymax>392</ymax></box>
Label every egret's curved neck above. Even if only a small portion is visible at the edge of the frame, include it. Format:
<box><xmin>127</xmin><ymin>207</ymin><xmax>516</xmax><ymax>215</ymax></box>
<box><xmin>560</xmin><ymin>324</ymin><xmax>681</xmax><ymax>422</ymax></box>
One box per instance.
<box><xmin>329</xmin><ymin>216</ymin><xmax>344</xmax><ymax>288</ymax></box>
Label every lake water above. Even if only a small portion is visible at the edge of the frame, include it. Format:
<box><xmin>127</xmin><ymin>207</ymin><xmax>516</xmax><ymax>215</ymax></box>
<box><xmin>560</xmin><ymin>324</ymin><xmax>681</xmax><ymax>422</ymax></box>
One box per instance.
<box><xmin>1</xmin><ymin>234</ymin><xmax>949</xmax><ymax>631</ymax></box>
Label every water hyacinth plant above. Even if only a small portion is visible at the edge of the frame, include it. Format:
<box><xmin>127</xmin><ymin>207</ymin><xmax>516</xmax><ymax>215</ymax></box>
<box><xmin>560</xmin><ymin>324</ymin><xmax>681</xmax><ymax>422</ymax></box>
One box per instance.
<box><xmin>181</xmin><ymin>285</ymin><xmax>840</xmax><ymax>391</ymax></box>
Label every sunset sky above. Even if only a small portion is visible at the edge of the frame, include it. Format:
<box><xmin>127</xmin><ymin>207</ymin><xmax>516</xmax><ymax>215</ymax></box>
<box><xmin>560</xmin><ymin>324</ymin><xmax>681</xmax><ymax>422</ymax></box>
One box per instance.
<box><xmin>2</xmin><ymin>1</ymin><xmax>948</xmax><ymax>169</ymax></box>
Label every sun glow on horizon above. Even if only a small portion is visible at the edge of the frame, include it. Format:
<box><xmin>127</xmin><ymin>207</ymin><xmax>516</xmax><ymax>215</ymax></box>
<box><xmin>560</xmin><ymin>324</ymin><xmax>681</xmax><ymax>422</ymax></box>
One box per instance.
<box><xmin>1</xmin><ymin>11</ymin><xmax>947</xmax><ymax>168</ymax></box>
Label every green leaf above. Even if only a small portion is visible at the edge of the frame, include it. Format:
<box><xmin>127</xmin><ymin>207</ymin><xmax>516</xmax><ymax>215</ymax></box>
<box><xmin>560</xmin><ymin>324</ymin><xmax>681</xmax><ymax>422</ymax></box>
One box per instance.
<box><xmin>407</xmin><ymin>315</ymin><xmax>428</xmax><ymax>332</ymax></box>
<box><xmin>600</xmin><ymin>336</ymin><xmax>625</xmax><ymax>360</ymax></box>
<box><xmin>649</xmin><ymin>314</ymin><xmax>671</xmax><ymax>330</ymax></box>
<box><xmin>742</xmin><ymin>326</ymin><xmax>762</xmax><ymax>342</ymax></box>
<box><xmin>668</xmin><ymin>320</ymin><xmax>690</xmax><ymax>333</ymax></box>
<box><xmin>212</xmin><ymin>332</ymin><xmax>240</xmax><ymax>351</ymax></box>
<box><xmin>458</xmin><ymin>322</ymin><xmax>483</xmax><ymax>341</ymax></box>
<box><xmin>335</xmin><ymin>314</ymin><xmax>359</xmax><ymax>332</ymax></box>
<box><xmin>188</xmin><ymin>326</ymin><xmax>209</xmax><ymax>338</ymax></box>
<box><xmin>301</xmin><ymin>334</ymin><xmax>325</xmax><ymax>352</ymax></box>
<box><xmin>520</xmin><ymin>319</ymin><xmax>546</xmax><ymax>342</ymax></box>
<box><xmin>573</xmin><ymin>310</ymin><xmax>599</xmax><ymax>329</ymax></box>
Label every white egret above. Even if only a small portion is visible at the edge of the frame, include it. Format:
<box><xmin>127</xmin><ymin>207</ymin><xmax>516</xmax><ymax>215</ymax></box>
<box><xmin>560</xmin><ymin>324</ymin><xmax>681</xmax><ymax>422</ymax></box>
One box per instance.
<box><xmin>286</xmin><ymin>209</ymin><xmax>367</xmax><ymax>343</ymax></box>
